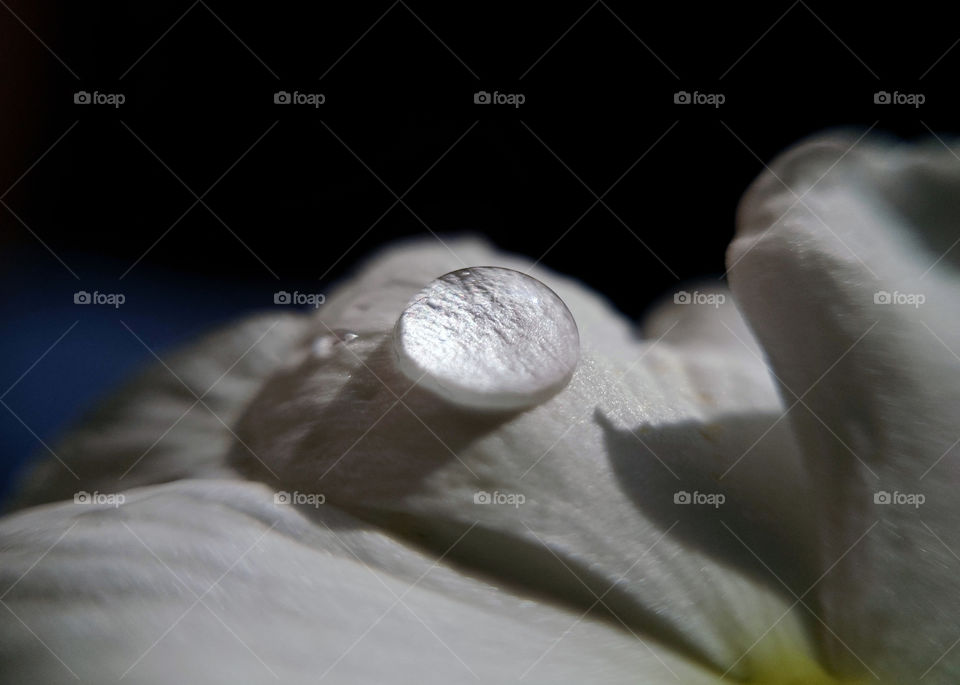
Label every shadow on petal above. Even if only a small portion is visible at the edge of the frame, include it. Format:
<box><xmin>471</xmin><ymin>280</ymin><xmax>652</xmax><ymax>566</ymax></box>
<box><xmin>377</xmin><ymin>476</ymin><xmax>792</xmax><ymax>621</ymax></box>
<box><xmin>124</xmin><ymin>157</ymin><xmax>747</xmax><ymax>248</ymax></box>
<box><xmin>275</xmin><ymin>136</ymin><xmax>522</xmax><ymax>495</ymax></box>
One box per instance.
<box><xmin>231</xmin><ymin>336</ymin><xmax>520</xmax><ymax>509</ymax></box>
<box><xmin>598</xmin><ymin>407</ymin><xmax>820</xmax><ymax>600</ymax></box>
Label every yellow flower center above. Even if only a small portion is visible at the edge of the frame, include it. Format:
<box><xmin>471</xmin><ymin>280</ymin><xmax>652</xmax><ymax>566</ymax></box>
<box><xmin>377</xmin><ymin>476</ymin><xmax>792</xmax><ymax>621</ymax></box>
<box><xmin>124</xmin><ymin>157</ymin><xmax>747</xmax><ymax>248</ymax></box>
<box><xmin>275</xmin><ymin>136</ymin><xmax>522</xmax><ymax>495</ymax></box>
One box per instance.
<box><xmin>745</xmin><ymin>647</ymin><xmax>872</xmax><ymax>685</ymax></box>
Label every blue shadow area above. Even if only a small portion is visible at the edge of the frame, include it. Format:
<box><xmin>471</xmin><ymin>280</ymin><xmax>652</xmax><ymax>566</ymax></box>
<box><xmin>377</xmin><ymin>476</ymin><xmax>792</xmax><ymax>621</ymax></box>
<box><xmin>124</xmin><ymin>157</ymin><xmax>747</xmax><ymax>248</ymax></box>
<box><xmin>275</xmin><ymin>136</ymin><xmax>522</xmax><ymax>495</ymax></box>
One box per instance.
<box><xmin>0</xmin><ymin>246</ymin><xmax>315</xmax><ymax>507</ymax></box>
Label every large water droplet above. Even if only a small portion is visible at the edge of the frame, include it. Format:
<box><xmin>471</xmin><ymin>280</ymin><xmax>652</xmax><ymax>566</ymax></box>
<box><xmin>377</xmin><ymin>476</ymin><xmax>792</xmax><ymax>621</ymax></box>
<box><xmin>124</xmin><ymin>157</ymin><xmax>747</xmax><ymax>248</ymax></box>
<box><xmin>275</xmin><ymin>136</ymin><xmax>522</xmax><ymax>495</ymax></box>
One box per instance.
<box><xmin>393</xmin><ymin>267</ymin><xmax>579</xmax><ymax>411</ymax></box>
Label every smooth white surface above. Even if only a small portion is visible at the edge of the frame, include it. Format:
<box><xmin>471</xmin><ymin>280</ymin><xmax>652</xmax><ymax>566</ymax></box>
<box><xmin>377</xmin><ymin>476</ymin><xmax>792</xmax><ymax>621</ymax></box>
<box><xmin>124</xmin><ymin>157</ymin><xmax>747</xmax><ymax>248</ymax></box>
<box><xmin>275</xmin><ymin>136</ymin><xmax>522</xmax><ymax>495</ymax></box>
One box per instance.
<box><xmin>393</xmin><ymin>267</ymin><xmax>580</xmax><ymax>410</ymax></box>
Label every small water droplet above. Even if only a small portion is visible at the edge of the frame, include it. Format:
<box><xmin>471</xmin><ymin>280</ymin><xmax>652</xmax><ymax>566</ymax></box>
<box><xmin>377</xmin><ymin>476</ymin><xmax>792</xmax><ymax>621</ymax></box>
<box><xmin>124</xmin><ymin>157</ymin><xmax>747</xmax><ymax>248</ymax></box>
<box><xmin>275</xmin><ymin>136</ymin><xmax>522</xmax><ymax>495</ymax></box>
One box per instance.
<box><xmin>312</xmin><ymin>330</ymin><xmax>358</xmax><ymax>359</ymax></box>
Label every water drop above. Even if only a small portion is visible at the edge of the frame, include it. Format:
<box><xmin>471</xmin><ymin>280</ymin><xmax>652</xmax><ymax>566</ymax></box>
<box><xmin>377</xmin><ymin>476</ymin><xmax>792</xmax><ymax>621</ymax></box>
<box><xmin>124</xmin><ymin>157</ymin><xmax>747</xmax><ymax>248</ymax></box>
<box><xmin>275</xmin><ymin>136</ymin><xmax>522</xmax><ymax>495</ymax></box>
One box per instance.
<box><xmin>313</xmin><ymin>330</ymin><xmax>358</xmax><ymax>359</ymax></box>
<box><xmin>393</xmin><ymin>267</ymin><xmax>579</xmax><ymax>411</ymax></box>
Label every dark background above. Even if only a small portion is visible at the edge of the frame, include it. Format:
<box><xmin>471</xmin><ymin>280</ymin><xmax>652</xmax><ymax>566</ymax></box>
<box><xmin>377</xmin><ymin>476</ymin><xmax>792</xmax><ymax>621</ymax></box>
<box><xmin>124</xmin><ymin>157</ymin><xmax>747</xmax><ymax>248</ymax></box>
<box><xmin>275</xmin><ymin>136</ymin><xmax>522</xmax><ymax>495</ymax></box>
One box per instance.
<box><xmin>1</xmin><ymin>1</ymin><xmax>956</xmax><ymax>501</ymax></box>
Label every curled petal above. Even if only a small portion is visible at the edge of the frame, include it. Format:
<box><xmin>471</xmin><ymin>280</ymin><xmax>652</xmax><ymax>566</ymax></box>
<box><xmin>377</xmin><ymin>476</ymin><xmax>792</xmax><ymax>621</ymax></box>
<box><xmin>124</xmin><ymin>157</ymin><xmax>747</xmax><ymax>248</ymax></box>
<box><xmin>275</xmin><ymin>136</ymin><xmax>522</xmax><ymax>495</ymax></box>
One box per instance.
<box><xmin>730</xmin><ymin>131</ymin><xmax>960</xmax><ymax>682</ymax></box>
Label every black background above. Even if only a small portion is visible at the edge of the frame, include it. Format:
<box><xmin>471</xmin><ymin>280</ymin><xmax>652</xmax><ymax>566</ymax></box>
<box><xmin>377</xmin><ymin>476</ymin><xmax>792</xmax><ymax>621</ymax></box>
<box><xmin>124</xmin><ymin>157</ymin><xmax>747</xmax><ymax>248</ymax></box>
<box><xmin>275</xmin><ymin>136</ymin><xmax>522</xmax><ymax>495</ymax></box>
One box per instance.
<box><xmin>0</xmin><ymin>1</ymin><xmax>957</xmax><ymax>494</ymax></box>
<box><xmin>4</xmin><ymin>1</ymin><xmax>957</xmax><ymax>314</ymax></box>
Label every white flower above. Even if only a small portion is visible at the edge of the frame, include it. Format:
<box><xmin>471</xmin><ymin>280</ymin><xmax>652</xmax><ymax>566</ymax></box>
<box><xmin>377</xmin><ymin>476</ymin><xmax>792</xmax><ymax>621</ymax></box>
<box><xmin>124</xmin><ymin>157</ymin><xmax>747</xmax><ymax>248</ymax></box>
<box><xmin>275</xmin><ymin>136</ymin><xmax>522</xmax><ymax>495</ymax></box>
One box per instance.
<box><xmin>2</xmin><ymin>132</ymin><xmax>958</xmax><ymax>683</ymax></box>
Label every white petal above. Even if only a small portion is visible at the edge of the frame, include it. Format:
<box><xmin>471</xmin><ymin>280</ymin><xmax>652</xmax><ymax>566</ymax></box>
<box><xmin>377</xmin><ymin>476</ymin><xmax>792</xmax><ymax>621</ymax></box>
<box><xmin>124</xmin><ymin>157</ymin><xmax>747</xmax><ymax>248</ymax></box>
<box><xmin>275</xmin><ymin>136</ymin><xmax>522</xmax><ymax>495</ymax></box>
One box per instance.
<box><xmin>730</xmin><ymin>131</ymin><xmax>960</xmax><ymax>682</ymax></box>
<box><xmin>0</xmin><ymin>480</ymin><xmax>718</xmax><ymax>684</ymax></box>
<box><xmin>7</xmin><ymin>237</ymin><xmax>834</xmax><ymax>681</ymax></box>
<box><xmin>232</xmin><ymin>239</ymin><xmax>823</xmax><ymax>678</ymax></box>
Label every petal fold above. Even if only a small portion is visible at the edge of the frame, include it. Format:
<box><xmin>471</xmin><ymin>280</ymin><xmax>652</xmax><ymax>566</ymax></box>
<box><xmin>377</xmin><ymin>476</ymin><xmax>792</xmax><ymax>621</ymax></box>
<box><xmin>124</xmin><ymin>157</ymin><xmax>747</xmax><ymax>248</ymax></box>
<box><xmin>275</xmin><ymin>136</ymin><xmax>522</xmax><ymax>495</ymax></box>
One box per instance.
<box><xmin>730</xmin><ymin>131</ymin><xmax>960</xmax><ymax>682</ymax></box>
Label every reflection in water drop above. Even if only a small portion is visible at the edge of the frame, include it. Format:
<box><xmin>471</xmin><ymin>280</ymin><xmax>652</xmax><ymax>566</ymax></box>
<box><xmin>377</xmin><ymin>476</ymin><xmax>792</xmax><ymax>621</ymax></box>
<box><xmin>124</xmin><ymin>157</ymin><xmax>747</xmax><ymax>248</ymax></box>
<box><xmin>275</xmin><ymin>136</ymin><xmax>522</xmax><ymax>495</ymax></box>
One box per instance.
<box><xmin>393</xmin><ymin>267</ymin><xmax>579</xmax><ymax>411</ymax></box>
